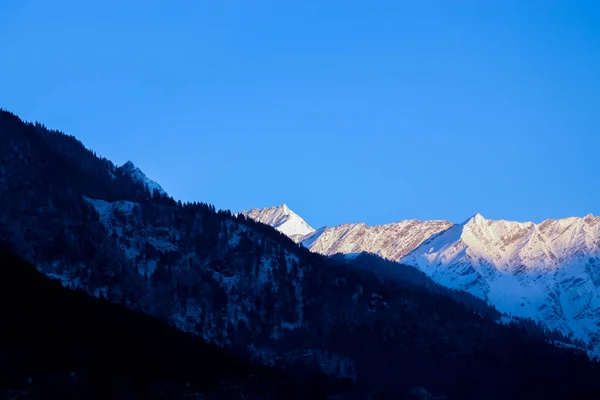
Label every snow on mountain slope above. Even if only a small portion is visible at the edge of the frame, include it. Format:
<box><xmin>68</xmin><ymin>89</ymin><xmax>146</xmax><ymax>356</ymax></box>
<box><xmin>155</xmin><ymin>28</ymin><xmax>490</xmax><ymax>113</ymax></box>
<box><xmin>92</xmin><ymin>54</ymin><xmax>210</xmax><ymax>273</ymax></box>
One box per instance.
<box><xmin>242</xmin><ymin>205</ymin><xmax>452</xmax><ymax>260</ymax></box>
<box><xmin>244</xmin><ymin>204</ymin><xmax>600</xmax><ymax>347</ymax></box>
<box><xmin>401</xmin><ymin>213</ymin><xmax>600</xmax><ymax>345</ymax></box>
<box><xmin>239</xmin><ymin>205</ymin><xmax>315</xmax><ymax>241</ymax></box>
<box><xmin>119</xmin><ymin>160</ymin><xmax>167</xmax><ymax>196</ymax></box>
<box><xmin>301</xmin><ymin>219</ymin><xmax>454</xmax><ymax>260</ymax></box>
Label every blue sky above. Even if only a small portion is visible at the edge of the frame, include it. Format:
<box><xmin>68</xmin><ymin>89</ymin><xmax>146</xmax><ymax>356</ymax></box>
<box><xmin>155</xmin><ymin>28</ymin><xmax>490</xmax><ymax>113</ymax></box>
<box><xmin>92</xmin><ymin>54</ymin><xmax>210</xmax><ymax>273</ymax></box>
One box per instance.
<box><xmin>1</xmin><ymin>1</ymin><xmax>598</xmax><ymax>227</ymax></box>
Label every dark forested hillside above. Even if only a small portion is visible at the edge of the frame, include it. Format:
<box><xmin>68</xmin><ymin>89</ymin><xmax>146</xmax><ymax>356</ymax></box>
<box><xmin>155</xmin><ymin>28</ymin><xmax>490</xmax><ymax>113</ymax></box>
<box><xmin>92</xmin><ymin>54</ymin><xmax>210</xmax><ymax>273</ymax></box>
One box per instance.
<box><xmin>340</xmin><ymin>252</ymin><xmax>592</xmax><ymax>347</ymax></box>
<box><xmin>332</xmin><ymin>252</ymin><xmax>501</xmax><ymax>318</ymax></box>
<box><xmin>2</xmin><ymin>108</ymin><xmax>600</xmax><ymax>399</ymax></box>
<box><xmin>0</xmin><ymin>244</ymin><xmax>357</xmax><ymax>399</ymax></box>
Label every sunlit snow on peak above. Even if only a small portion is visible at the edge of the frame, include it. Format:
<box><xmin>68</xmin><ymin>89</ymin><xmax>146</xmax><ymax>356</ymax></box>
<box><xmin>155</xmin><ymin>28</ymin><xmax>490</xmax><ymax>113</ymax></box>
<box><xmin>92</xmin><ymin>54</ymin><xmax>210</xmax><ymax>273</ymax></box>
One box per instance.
<box><xmin>239</xmin><ymin>204</ymin><xmax>315</xmax><ymax>241</ymax></box>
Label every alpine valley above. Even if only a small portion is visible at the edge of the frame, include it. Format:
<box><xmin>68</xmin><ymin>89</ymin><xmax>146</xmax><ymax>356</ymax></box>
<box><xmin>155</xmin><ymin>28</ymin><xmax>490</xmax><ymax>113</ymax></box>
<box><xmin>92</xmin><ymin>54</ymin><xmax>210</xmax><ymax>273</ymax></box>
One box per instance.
<box><xmin>2</xmin><ymin>108</ymin><xmax>600</xmax><ymax>399</ymax></box>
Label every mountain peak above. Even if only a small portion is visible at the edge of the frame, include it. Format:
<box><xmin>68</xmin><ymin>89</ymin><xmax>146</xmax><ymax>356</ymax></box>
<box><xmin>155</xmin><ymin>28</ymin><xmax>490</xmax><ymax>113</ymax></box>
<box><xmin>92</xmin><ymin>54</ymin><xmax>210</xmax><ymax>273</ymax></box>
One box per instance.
<box><xmin>122</xmin><ymin>160</ymin><xmax>136</xmax><ymax>169</ymax></box>
<box><xmin>240</xmin><ymin>204</ymin><xmax>315</xmax><ymax>241</ymax></box>
<box><xmin>473</xmin><ymin>212</ymin><xmax>487</xmax><ymax>222</ymax></box>
<box><xmin>269</xmin><ymin>203</ymin><xmax>290</xmax><ymax>213</ymax></box>
<box><xmin>462</xmin><ymin>212</ymin><xmax>486</xmax><ymax>225</ymax></box>
<box><xmin>584</xmin><ymin>212</ymin><xmax>596</xmax><ymax>221</ymax></box>
<box><xmin>118</xmin><ymin>161</ymin><xmax>166</xmax><ymax>196</ymax></box>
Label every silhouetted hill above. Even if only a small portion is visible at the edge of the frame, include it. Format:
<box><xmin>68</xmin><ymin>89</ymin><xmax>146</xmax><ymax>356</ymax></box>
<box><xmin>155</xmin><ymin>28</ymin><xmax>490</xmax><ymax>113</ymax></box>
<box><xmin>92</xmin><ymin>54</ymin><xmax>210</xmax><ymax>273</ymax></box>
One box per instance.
<box><xmin>0</xmin><ymin>244</ymin><xmax>357</xmax><ymax>399</ymax></box>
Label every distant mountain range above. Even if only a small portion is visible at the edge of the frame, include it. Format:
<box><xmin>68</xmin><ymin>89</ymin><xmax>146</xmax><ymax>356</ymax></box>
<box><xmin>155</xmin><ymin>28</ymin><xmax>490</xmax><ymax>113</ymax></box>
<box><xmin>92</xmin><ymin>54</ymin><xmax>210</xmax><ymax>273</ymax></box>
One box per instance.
<box><xmin>242</xmin><ymin>205</ymin><xmax>600</xmax><ymax>347</ymax></box>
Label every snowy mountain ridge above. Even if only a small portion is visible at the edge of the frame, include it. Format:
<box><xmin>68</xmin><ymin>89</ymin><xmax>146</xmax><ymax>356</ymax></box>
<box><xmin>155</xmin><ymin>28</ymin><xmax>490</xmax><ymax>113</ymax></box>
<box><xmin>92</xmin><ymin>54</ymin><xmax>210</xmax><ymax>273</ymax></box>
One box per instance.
<box><xmin>401</xmin><ymin>212</ymin><xmax>600</xmax><ymax>345</ymax></box>
<box><xmin>243</xmin><ymin>205</ymin><xmax>600</xmax><ymax>346</ymax></box>
<box><xmin>300</xmin><ymin>219</ymin><xmax>454</xmax><ymax>261</ymax></box>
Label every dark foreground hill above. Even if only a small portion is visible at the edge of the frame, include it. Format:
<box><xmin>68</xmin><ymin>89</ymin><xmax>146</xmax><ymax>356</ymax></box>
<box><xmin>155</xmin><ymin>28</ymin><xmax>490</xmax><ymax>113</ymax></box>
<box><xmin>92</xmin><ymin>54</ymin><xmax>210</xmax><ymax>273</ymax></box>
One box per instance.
<box><xmin>0</xmin><ymin>244</ymin><xmax>357</xmax><ymax>399</ymax></box>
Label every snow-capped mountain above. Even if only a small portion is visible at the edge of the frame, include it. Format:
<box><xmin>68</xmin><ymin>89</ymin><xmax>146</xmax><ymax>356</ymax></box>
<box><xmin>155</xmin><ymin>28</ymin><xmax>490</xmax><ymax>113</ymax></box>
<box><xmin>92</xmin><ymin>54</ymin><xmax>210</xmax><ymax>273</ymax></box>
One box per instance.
<box><xmin>239</xmin><ymin>204</ymin><xmax>315</xmax><ymax>241</ymax></box>
<box><xmin>401</xmin><ymin>212</ymin><xmax>600</xmax><ymax>345</ymax></box>
<box><xmin>119</xmin><ymin>160</ymin><xmax>167</xmax><ymax>196</ymax></box>
<box><xmin>244</xmin><ymin>205</ymin><xmax>600</xmax><ymax>347</ymax></box>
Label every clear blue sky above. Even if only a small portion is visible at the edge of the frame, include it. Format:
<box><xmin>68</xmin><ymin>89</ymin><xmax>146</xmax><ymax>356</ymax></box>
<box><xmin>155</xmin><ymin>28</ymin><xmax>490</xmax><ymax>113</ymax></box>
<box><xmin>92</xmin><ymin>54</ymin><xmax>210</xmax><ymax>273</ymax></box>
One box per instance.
<box><xmin>1</xmin><ymin>1</ymin><xmax>598</xmax><ymax>227</ymax></box>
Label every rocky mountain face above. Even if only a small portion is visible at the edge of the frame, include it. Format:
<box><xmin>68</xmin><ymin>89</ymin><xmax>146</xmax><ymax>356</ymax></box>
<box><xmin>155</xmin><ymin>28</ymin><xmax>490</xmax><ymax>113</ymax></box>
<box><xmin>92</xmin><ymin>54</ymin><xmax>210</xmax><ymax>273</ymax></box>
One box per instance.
<box><xmin>301</xmin><ymin>220</ymin><xmax>453</xmax><ymax>260</ymax></box>
<box><xmin>3</xmin><ymin>109</ymin><xmax>600</xmax><ymax>398</ymax></box>
<box><xmin>239</xmin><ymin>206</ymin><xmax>452</xmax><ymax>262</ymax></box>
<box><xmin>246</xmin><ymin>206</ymin><xmax>600</xmax><ymax>348</ymax></box>
<box><xmin>402</xmin><ymin>212</ymin><xmax>600</xmax><ymax>347</ymax></box>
